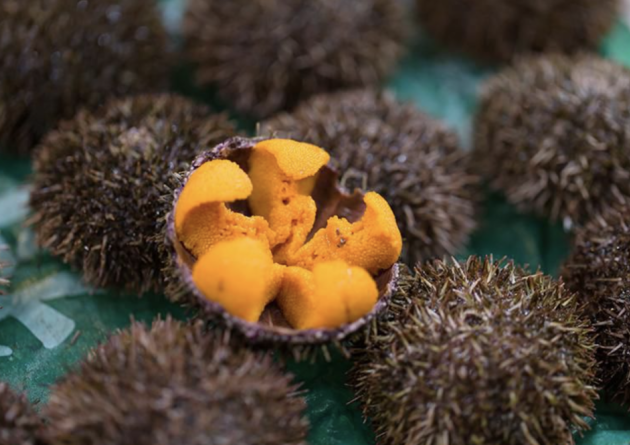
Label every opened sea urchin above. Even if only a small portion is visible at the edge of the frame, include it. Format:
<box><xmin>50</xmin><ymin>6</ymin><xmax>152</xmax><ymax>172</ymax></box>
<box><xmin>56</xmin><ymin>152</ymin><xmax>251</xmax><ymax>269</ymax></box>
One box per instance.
<box><xmin>43</xmin><ymin>317</ymin><xmax>309</xmax><ymax>445</ymax></box>
<box><xmin>166</xmin><ymin>136</ymin><xmax>400</xmax><ymax>354</ymax></box>
<box><xmin>30</xmin><ymin>94</ymin><xmax>238</xmax><ymax>293</ymax></box>
<box><xmin>415</xmin><ymin>0</ymin><xmax>618</xmax><ymax>62</ymax></box>
<box><xmin>475</xmin><ymin>54</ymin><xmax>630</xmax><ymax>228</ymax></box>
<box><xmin>183</xmin><ymin>0</ymin><xmax>407</xmax><ymax>118</ymax></box>
<box><xmin>351</xmin><ymin>257</ymin><xmax>597</xmax><ymax>445</ymax></box>
<box><xmin>0</xmin><ymin>0</ymin><xmax>170</xmax><ymax>154</ymax></box>
<box><xmin>0</xmin><ymin>382</ymin><xmax>42</xmax><ymax>445</ymax></box>
<box><xmin>562</xmin><ymin>205</ymin><xmax>630</xmax><ymax>405</ymax></box>
<box><xmin>263</xmin><ymin>89</ymin><xmax>478</xmax><ymax>264</ymax></box>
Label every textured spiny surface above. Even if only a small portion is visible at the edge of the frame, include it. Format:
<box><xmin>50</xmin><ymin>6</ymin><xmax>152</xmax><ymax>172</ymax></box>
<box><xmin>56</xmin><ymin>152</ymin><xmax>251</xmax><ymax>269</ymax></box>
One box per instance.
<box><xmin>43</xmin><ymin>318</ymin><xmax>309</xmax><ymax>445</ymax></box>
<box><xmin>0</xmin><ymin>0</ymin><xmax>170</xmax><ymax>154</ymax></box>
<box><xmin>351</xmin><ymin>257</ymin><xmax>597</xmax><ymax>445</ymax></box>
<box><xmin>0</xmin><ymin>383</ymin><xmax>41</xmax><ymax>445</ymax></box>
<box><xmin>475</xmin><ymin>54</ymin><xmax>630</xmax><ymax>228</ymax></box>
<box><xmin>416</xmin><ymin>0</ymin><xmax>618</xmax><ymax>62</ymax></box>
<box><xmin>262</xmin><ymin>89</ymin><xmax>478</xmax><ymax>265</ymax></box>
<box><xmin>183</xmin><ymin>0</ymin><xmax>407</xmax><ymax>118</ymax></box>
<box><xmin>562</xmin><ymin>205</ymin><xmax>630</xmax><ymax>406</ymax></box>
<box><xmin>30</xmin><ymin>94</ymin><xmax>238</xmax><ymax>293</ymax></box>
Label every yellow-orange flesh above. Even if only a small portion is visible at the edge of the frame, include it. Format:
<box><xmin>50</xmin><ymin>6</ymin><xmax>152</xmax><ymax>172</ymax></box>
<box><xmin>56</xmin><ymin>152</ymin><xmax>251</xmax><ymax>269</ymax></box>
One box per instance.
<box><xmin>175</xmin><ymin>139</ymin><xmax>402</xmax><ymax>330</ymax></box>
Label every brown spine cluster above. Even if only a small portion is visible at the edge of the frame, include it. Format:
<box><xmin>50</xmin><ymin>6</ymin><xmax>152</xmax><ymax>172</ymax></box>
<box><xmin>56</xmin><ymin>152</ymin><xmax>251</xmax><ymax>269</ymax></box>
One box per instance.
<box><xmin>0</xmin><ymin>0</ymin><xmax>171</xmax><ymax>154</ymax></box>
<box><xmin>0</xmin><ymin>383</ymin><xmax>42</xmax><ymax>445</ymax></box>
<box><xmin>43</xmin><ymin>318</ymin><xmax>309</xmax><ymax>445</ymax></box>
<box><xmin>183</xmin><ymin>0</ymin><xmax>407</xmax><ymax>118</ymax></box>
<box><xmin>562</xmin><ymin>205</ymin><xmax>630</xmax><ymax>406</ymax></box>
<box><xmin>475</xmin><ymin>54</ymin><xmax>630</xmax><ymax>228</ymax></box>
<box><xmin>263</xmin><ymin>89</ymin><xmax>478</xmax><ymax>265</ymax></box>
<box><xmin>351</xmin><ymin>257</ymin><xmax>597</xmax><ymax>445</ymax></box>
<box><xmin>416</xmin><ymin>0</ymin><xmax>618</xmax><ymax>62</ymax></box>
<box><xmin>30</xmin><ymin>94</ymin><xmax>239</xmax><ymax>294</ymax></box>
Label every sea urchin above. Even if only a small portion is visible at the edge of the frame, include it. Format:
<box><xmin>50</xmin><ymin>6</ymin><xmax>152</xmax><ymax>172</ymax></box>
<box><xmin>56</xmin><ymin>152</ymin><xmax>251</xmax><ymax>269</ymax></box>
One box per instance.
<box><xmin>0</xmin><ymin>0</ymin><xmax>171</xmax><ymax>154</ymax></box>
<box><xmin>165</xmin><ymin>136</ymin><xmax>400</xmax><ymax>357</ymax></box>
<box><xmin>0</xmin><ymin>382</ymin><xmax>41</xmax><ymax>445</ymax></box>
<box><xmin>415</xmin><ymin>0</ymin><xmax>618</xmax><ymax>62</ymax></box>
<box><xmin>43</xmin><ymin>317</ymin><xmax>309</xmax><ymax>445</ymax></box>
<box><xmin>183</xmin><ymin>0</ymin><xmax>407</xmax><ymax>118</ymax></box>
<box><xmin>262</xmin><ymin>89</ymin><xmax>478</xmax><ymax>265</ymax></box>
<box><xmin>30</xmin><ymin>94</ymin><xmax>239</xmax><ymax>294</ymax></box>
<box><xmin>351</xmin><ymin>257</ymin><xmax>597</xmax><ymax>445</ymax></box>
<box><xmin>474</xmin><ymin>54</ymin><xmax>630</xmax><ymax>228</ymax></box>
<box><xmin>562</xmin><ymin>204</ymin><xmax>630</xmax><ymax>406</ymax></box>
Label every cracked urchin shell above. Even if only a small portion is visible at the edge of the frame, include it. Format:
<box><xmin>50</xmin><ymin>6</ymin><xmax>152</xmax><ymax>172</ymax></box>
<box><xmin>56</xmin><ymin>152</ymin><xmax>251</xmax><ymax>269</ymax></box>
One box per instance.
<box><xmin>183</xmin><ymin>0</ymin><xmax>407</xmax><ymax>119</ymax></box>
<box><xmin>0</xmin><ymin>383</ymin><xmax>42</xmax><ymax>445</ymax></box>
<box><xmin>165</xmin><ymin>136</ymin><xmax>399</xmax><ymax>359</ymax></box>
<box><xmin>415</xmin><ymin>0</ymin><xmax>618</xmax><ymax>62</ymax></box>
<box><xmin>474</xmin><ymin>54</ymin><xmax>630</xmax><ymax>229</ymax></box>
<box><xmin>350</xmin><ymin>257</ymin><xmax>597</xmax><ymax>445</ymax></box>
<box><xmin>262</xmin><ymin>89</ymin><xmax>479</xmax><ymax>265</ymax></box>
<box><xmin>29</xmin><ymin>94</ymin><xmax>239</xmax><ymax>294</ymax></box>
<box><xmin>43</xmin><ymin>317</ymin><xmax>309</xmax><ymax>445</ymax></box>
<box><xmin>0</xmin><ymin>0</ymin><xmax>171</xmax><ymax>155</ymax></box>
<box><xmin>562</xmin><ymin>205</ymin><xmax>630</xmax><ymax>406</ymax></box>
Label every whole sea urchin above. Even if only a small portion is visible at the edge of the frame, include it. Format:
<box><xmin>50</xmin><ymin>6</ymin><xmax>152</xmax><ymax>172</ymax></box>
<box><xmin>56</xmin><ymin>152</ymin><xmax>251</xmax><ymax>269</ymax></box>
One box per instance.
<box><xmin>0</xmin><ymin>0</ymin><xmax>171</xmax><ymax>154</ymax></box>
<box><xmin>262</xmin><ymin>89</ymin><xmax>478</xmax><ymax>264</ymax></box>
<box><xmin>562</xmin><ymin>205</ymin><xmax>630</xmax><ymax>405</ymax></box>
<box><xmin>0</xmin><ymin>383</ymin><xmax>42</xmax><ymax>445</ymax></box>
<box><xmin>351</xmin><ymin>257</ymin><xmax>597</xmax><ymax>445</ymax></box>
<box><xmin>43</xmin><ymin>318</ymin><xmax>309</xmax><ymax>445</ymax></box>
<box><xmin>415</xmin><ymin>0</ymin><xmax>618</xmax><ymax>62</ymax></box>
<box><xmin>475</xmin><ymin>54</ymin><xmax>630</xmax><ymax>228</ymax></box>
<box><xmin>30</xmin><ymin>94</ymin><xmax>239</xmax><ymax>294</ymax></box>
<box><xmin>183</xmin><ymin>0</ymin><xmax>407</xmax><ymax>118</ymax></box>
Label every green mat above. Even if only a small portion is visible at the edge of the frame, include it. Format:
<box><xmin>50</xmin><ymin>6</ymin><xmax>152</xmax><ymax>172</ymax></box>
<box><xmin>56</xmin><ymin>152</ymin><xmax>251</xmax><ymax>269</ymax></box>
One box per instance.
<box><xmin>1</xmin><ymin>2</ymin><xmax>630</xmax><ymax>444</ymax></box>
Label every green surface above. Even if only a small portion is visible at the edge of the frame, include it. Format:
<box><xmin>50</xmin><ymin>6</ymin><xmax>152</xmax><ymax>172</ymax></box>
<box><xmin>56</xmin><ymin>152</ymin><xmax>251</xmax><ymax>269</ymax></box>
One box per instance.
<box><xmin>1</xmin><ymin>3</ymin><xmax>630</xmax><ymax>444</ymax></box>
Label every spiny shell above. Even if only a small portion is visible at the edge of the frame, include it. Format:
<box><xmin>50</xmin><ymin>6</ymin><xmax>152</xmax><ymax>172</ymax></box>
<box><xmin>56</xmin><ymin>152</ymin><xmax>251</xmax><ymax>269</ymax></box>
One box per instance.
<box><xmin>0</xmin><ymin>382</ymin><xmax>42</xmax><ymax>445</ymax></box>
<box><xmin>30</xmin><ymin>94</ymin><xmax>239</xmax><ymax>294</ymax></box>
<box><xmin>562</xmin><ymin>204</ymin><xmax>630</xmax><ymax>406</ymax></box>
<box><xmin>350</xmin><ymin>257</ymin><xmax>597</xmax><ymax>445</ymax></box>
<box><xmin>0</xmin><ymin>0</ymin><xmax>171</xmax><ymax>154</ymax></box>
<box><xmin>183</xmin><ymin>0</ymin><xmax>407</xmax><ymax>118</ymax></box>
<box><xmin>416</xmin><ymin>0</ymin><xmax>618</xmax><ymax>62</ymax></box>
<box><xmin>43</xmin><ymin>317</ymin><xmax>309</xmax><ymax>445</ymax></box>
<box><xmin>474</xmin><ymin>54</ymin><xmax>630</xmax><ymax>228</ymax></box>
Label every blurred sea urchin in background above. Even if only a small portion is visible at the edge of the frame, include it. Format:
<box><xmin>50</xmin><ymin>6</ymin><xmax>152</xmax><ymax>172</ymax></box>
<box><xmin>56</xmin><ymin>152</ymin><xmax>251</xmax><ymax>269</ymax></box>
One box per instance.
<box><xmin>0</xmin><ymin>0</ymin><xmax>171</xmax><ymax>154</ymax></box>
<box><xmin>415</xmin><ymin>0</ymin><xmax>619</xmax><ymax>62</ymax></box>
<box><xmin>183</xmin><ymin>0</ymin><xmax>407</xmax><ymax>118</ymax></box>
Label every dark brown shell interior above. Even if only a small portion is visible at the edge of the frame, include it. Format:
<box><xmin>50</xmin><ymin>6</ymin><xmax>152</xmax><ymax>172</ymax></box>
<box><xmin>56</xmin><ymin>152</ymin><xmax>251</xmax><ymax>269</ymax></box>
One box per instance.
<box><xmin>167</xmin><ymin>137</ymin><xmax>398</xmax><ymax>345</ymax></box>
